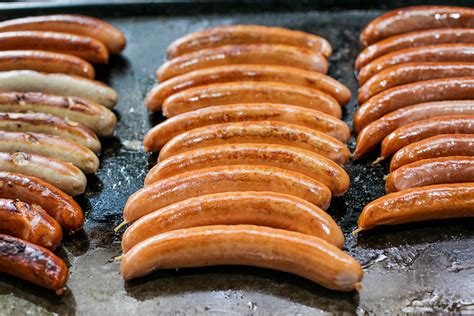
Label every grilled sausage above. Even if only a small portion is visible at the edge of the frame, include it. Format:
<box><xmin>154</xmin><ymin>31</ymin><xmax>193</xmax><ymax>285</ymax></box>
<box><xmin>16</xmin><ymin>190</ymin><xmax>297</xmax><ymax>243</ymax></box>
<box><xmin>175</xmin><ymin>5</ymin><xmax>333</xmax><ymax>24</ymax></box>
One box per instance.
<box><xmin>0</xmin><ymin>31</ymin><xmax>108</xmax><ymax>64</ymax></box>
<box><xmin>124</xmin><ymin>165</ymin><xmax>332</xmax><ymax>223</ymax></box>
<box><xmin>147</xmin><ymin>65</ymin><xmax>350</xmax><ymax>110</ymax></box>
<box><xmin>0</xmin><ymin>92</ymin><xmax>116</xmax><ymax>137</ymax></box>
<box><xmin>0</xmin><ymin>14</ymin><xmax>126</xmax><ymax>54</ymax></box>
<box><xmin>157</xmin><ymin>44</ymin><xmax>328</xmax><ymax>81</ymax></box>
<box><xmin>156</xmin><ymin>121</ymin><xmax>350</xmax><ymax>165</ymax></box>
<box><xmin>0</xmin><ymin>70</ymin><xmax>117</xmax><ymax>108</ymax></box>
<box><xmin>162</xmin><ymin>82</ymin><xmax>341</xmax><ymax>118</ymax></box>
<box><xmin>353</xmin><ymin>77</ymin><xmax>474</xmax><ymax>133</ymax></box>
<box><xmin>167</xmin><ymin>24</ymin><xmax>332</xmax><ymax>58</ymax></box>
<box><xmin>0</xmin><ymin>234</ymin><xmax>68</xmax><ymax>295</ymax></box>
<box><xmin>359</xmin><ymin>5</ymin><xmax>474</xmax><ymax>47</ymax></box>
<box><xmin>121</xmin><ymin>191</ymin><xmax>344</xmax><ymax>253</ymax></box>
<box><xmin>121</xmin><ymin>225</ymin><xmax>363</xmax><ymax>291</ymax></box>
<box><xmin>390</xmin><ymin>134</ymin><xmax>474</xmax><ymax>171</ymax></box>
<box><xmin>353</xmin><ymin>100</ymin><xmax>474</xmax><ymax>160</ymax></box>
<box><xmin>0</xmin><ymin>172</ymin><xmax>83</xmax><ymax>233</ymax></box>
<box><xmin>146</xmin><ymin>144</ymin><xmax>350</xmax><ymax>196</ymax></box>
<box><xmin>0</xmin><ymin>152</ymin><xmax>86</xmax><ymax>196</ymax></box>
<box><xmin>0</xmin><ymin>131</ymin><xmax>99</xmax><ymax>174</ymax></box>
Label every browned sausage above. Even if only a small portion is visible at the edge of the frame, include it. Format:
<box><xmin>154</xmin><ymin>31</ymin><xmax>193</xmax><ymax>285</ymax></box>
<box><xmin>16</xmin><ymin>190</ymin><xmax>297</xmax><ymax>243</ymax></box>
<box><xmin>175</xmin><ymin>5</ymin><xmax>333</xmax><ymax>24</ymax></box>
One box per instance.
<box><xmin>121</xmin><ymin>191</ymin><xmax>344</xmax><ymax>253</ymax></box>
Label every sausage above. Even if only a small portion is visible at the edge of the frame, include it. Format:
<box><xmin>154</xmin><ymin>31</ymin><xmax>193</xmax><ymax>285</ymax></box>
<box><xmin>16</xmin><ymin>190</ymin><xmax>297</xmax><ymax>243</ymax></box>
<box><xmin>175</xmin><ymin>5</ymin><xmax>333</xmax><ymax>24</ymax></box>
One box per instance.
<box><xmin>0</xmin><ymin>112</ymin><xmax>100</xmax><ymax>153</ymax></box>
<box><xmin>355</xmin><ymin>28</ymin><xmax>474</xmax><ymax>71</ymax></box>
<box><xmin>121</xmin><ymin>191</ymin><xmax>344</xmax><ymax>253</ymax></box>
<box><xmin>0</xmin><ymin>234</ymin><xmax>68</xmax><ymax>295</ymax></box>
<box><xmin>0</xmin><ymin>50</ymin><xmax>94</xmax><ymax>79</ymax></box>
<box><xmin>121</xmin><ymin>225</ymin><xmax>363</xmax><ymax>291</ymax></box>
<box><xmin>359</xmin><ymin>6</ymin><xmax>474</xmax><ymax>47</ymax></box>
<box><xmin>0</xmin><ymin>14</ymin><xmax>126</xmax><ymax>54</ymax></box>
<box><xmin>390</xmin><ymin>134</ymin><xmax>474</xmax><ymax>172</ymax></box>
<box><xmin>0</xmin><ymin>31</ymin><xmax>108</xmax><ymax>64</ymax></box>
<box><xmin>358</xmin><ymin>62</ymin><xmax>474</xmax><ymax>104</ymax></box>
<box><xmin>356</xmin><ymin>183</ymin><xmax>474</xmax><ymax>232</ymax></box>
<box><xmin>162</xmin><ymin>82</ymin><xmax>341</xmax><ymax>118</ymax></box>
<box><xmin>0</xmin><ymin>131</ymin><xmax>99</xmax><ymax>174</ymax></box>
<box><xmin>156</xmin><ymin>121</ymin><xmax>350</xmax><ymax>165</ymax></box>
<box><xmin>0</xmin><ymin>152</ymin><xmax>86</xmax><ymax>196</ymax></box>
<box><xmin>124</xmin><ymin>165</ymin><xmax>332</xmax><ymax>223</ymax></box>
<box><xmin>144</xmin><ymin>104</ymin><xmax>350</xmax><ymax>149</ymax></box>
<box><xmin>166</xmin><ymin>24</ymin><xmax>332</xmax><ymax>58</ymax></box>
<box><xmin>0</xmin><ymin>70</ymin><xmax>117</xmax><ymax>108</ymax></box>
<box><xmin>380</xmin><ymin>116</ymin><xmax>474</xmax><ymax>159</ymax></box>
<box><xmin>0</xmin><ymin>92</ymin><xmax>116</xmax><ymax>137</ymax></box>
<box><xmin>353</xmin><ymin>77</ymin><xmax>474</xmax><ymax>133</ymax></box>
<box><xmin>385</xmin><ymin>156</ymin><xmax>474</xmax><ymax>193</ymax></box>
<box><xmin>145</xmin><ymin>144</ymin><xmax>349</xmax><ymax>196</ymax></box>
<box><xmin>0</xmin><ymin>198</ymin><xmax>62</xmax><ymax>250</ymax></box>
<box><xmin>353</xmin><ymin>100</ymin><xmax>474</xmax><ymax>160</ymax></box>
<box><xmin>0</xmin><ymin>171</ymin><xmax>83</xmax><ymax>233</ymax></box>
<box><xmin>358</xmin><ymin>44</ymin><xmax>474</xmax><ymax>85</ymax></box>
<box><xmin>146</xmin><ymin>64</ymin><xmax>350</xmax><ymax>110</ymax></box>
<box><xmin>157</xmin><ymin>44</ymin><xmax>328</xmax><ymax>81</ymax></box>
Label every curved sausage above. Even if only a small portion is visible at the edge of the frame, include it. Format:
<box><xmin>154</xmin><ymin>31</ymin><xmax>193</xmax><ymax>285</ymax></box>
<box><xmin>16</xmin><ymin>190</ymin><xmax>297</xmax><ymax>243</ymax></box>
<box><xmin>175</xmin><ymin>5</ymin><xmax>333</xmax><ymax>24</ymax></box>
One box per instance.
<box><xmin>162</xmin><ymin>82</ymin><xmax>341</xmax><ymax>118</ymax></box>
<box><xmin>157</xmin><ymin>44</ymin><xmax>328</xmax><ymax>81</ymax></box>
<box><xmin>167</xmin><ymin>24</ymin><xmax>332</xmax><ymax>58</ymax></box>
<box><xmin>0</xmin><ymin>131</ymin><xmax>99</xmax><ymax>174</ymax></box>
<box><xmin>358</xmin><ymin>62</ymin><xmax>474</xmax><ymax>104</ymax></box>
<box><xmin>0</xmin><ymin>70</ymin><xmax>117</xmax><ymax>108</ymax></box>
<box><xmin>359</xmin><ymin>5</ymin><xmax>474</xmax><ymax>47</ymax></box>
<box><xmin>121</xmin><ymin>225</ymin><xmax>363</xmax><ymax>291</ymax></box>
<box><xmin>0</xmin><ymin>171</ymin><xmax>83</xmax><ymax>233</ymax></box>
<box><xmin>390</xmin><ymin>134</ymin><xmax>474</xmax><ymax>171</ymax></box>
<box><xmin>0</xmin><ymin>234</ymin><xmax>68</xmax><ymax>295</ymax></box>
<box><xmin>124</xmin><ymin>165</ymin><xmax>332</xmax><ymax>223</ymax></box>
<box><xmin>0</xmin><ymin>198</ymin><xmax>62</xmax><ymax>250</ymax></box>
<box><xmin>147</xmin><ymin>64</ymin><xmax>350</xmax><ymax>110</ymax></box>
<box><xmin>353</xmin><ymin>100</ymin><xmax>474</xmax><ymax>160</ymax></box>
<box><xmin>353</xmin><ymin>77</ymin><xmax>474</xmax><ymax>133</ymax></box>
<box><xmin>385</xmin><ymin>156</ymin><xmax>474</xmax><ymax>193</ymax></box>
<box><xmin>0</xmin><ymin>14</ymin><xmax>126</xmax><ymax>54</ymax></box>
<box><xmin>156</xmin><ymin>121</ymin><xmax>350</xmax><ymax>165</ymax></box>
<box><xmin>121</xmin><ymin>191</ymin><xmax>344</xmax><ymax>253</ymax></box>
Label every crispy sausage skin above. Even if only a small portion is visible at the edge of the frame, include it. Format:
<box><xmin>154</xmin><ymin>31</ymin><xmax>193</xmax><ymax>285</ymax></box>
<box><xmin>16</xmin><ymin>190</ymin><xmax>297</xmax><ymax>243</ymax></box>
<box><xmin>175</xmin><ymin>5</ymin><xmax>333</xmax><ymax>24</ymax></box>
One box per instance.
<box><xmin>167</xmin><ymin>24</ymin><xmax>332</xmax><ymax>58</ymax></box>
<box><xmin>358</xmin><ymin>62</ymin><xmax>474</xmax><ymax>104</ymax></box>
<box><xmin>0</xmin><ymin>198</ymin><xmax>62</xmax><ymax>250</ymax></box>
<box><xmin>146</xmin><ymin>144</ymin><xmax>350</xmax><ymax>196</ymax></box>
<box><xmin>144</xmin><ymin>104</ymin><xmax>350</xmax><ymax>148</ymax></box>
<box><xmin>121</xmin><ymin>192</ymin><xmax>344</xmax><ymax>253</ymax></box>
<box><xmin>359</xmin><ymin>6</ymin><xmax>474</xmax><ymax>47</ymax></box>
<box><xmin>156</xmin><ymin>121</ymin><xmax>350</xmax><ymax>165</ymax></box>
<box><xmin>121</xmin><ymin>225</ymin><xmax>363</xmax><ymax>291</ymax></box>
<box><xmin>0</xmin><ymin>50</ymin><xmax>95</xmax><ymax>79</ymax></box>
<box><xmin>385</xmin><ymin>156</ymin><xmax>474</xmax><ymax>193</ymax></box>
<box><xmin>124</xmin><ymin>165</ymin><xmax>332</xmax><ymax>223</ymax></box>
<box><xmin>357</xmin><ymin>183</ymin><xmax>474</xmax><ymax>232</ymax></box>
<box><xmin>0</xmin><ymin>92</ymin><xmax>116</xmax><ymax>137</ymax></box>
<box><xmin>147</xmin><ymin>65</ymin><xmax>350</xmax><ymax>110</ymax></box>
<box><xmin>380</xmin><ymin>116</ymin><xmax>474</xmax><ymax>159</ymax></box>
<box><xmin>162</xmin><ymin>82</ymin><xmax>341</xmax><ymax>118</ymax></box>
<box><xmin>157</xmin><ymin>44</ymin><xmax>328</xmax><ymax>81</ymax></box>
<box><xmin>0</xmin><ymin>14</ymin><xmax>126</xmax><ymax>54</ymax></box>
<box><xmin>353</xmin><ymin>101</ymin><xmax>474</xmax><ymax>160</ymax></box>
<box><xmin>0</xmin><ymin>172</ymin><xmax>83</xmax><ymax>233</ymax></box>
<box><xmin>353</xmin><ymin>77</ymin><xmax>474</xmax><ymax>133</ymax></box>
<box><xmin>0</xmin><ymin>234</ymin><xmax>68</xmax><ymax>294</ymax></box>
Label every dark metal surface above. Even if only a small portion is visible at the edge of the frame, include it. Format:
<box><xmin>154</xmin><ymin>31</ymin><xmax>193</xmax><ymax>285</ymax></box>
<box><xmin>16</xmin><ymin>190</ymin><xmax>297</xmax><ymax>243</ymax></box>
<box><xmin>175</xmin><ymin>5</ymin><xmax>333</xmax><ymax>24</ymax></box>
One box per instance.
<box><xmin>0</xmin><ymin>2</ymin><xmax>473</xmax><ymax>315</ymax></box>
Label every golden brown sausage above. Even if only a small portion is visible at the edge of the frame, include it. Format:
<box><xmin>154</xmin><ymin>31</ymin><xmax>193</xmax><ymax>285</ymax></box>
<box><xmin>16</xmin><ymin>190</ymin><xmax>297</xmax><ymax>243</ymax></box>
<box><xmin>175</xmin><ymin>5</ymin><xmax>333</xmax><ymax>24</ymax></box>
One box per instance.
<box><xmin>121</xmin><ymin>191</ymin><xmax>344</xmax><ymax>253</ymax></box>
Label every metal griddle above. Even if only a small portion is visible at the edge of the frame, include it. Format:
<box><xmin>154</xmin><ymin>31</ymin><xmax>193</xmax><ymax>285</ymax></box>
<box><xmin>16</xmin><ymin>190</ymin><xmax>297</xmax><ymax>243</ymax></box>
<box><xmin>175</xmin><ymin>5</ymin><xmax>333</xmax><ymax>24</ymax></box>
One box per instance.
<box><xmin>0</xmin><ymin>1</ymin><xmax>473</xmax><ymax>314</ymax></box>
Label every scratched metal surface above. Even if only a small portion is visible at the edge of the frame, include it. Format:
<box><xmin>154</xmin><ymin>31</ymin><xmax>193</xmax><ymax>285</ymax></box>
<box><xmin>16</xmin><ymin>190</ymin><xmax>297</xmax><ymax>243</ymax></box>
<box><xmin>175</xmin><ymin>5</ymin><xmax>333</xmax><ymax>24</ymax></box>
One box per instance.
<box><xmin>0</xmin><ymin>2</ymin><xmax>473</xmax><ymax>315</ymax></box>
